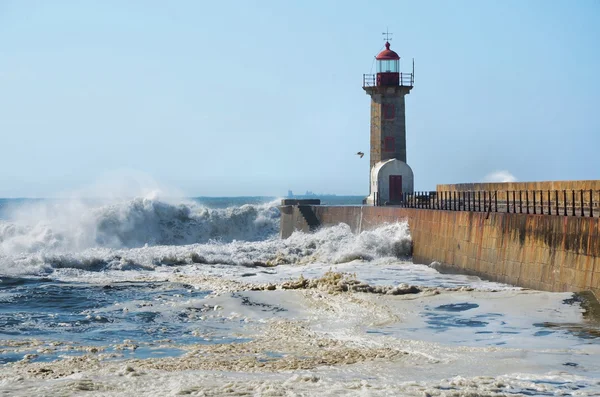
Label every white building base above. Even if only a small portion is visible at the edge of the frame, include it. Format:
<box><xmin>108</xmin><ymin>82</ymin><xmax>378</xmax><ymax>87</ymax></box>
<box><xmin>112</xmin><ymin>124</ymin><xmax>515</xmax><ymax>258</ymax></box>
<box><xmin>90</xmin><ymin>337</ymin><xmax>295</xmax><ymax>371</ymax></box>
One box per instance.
<box><xmin>366</xmin><ymin>159</ymin><xmax>414</xmax><ymax>205</ymax></box>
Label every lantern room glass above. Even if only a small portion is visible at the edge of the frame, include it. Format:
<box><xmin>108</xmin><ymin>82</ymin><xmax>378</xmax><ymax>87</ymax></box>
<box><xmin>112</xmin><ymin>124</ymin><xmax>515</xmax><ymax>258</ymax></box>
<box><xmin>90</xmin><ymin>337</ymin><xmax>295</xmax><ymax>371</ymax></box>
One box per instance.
<box><xmin>377</xmin><ymin>59</ymin><xmax>399</xmax><ymax>73</ymax></box>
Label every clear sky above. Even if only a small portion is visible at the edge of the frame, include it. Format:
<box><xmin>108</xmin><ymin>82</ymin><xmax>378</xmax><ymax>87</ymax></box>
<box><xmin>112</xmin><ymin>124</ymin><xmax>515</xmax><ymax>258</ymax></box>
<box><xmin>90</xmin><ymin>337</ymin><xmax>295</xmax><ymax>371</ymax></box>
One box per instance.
<box><xmin>1</xmin><ymin>0</ymin><xmax>599</xmax><ymax>198</ymax></box>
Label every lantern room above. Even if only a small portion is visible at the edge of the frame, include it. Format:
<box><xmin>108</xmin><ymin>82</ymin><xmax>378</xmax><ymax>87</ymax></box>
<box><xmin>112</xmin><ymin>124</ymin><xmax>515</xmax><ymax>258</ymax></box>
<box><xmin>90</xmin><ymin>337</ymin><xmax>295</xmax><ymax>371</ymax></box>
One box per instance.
<box><xmin>376</xmin><ymin>42</ymin><xmax>399</xmax><ymax>72</ymax></box>
<box><xmin>363</xmin><ymin>40</ymin><xmax>414</xmax><ymax>88</ymax></box>
<box><xmin>375</xmin><ymin>42</ymin><xmax>400</xmax><ymax>86</ymax></box>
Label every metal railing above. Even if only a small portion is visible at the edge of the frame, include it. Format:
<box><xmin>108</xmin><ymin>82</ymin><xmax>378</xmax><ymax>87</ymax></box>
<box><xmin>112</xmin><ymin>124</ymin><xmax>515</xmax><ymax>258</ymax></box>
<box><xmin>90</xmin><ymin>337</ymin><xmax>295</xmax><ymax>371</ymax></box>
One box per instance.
<box><xmin>363</xmin><ymin>74</ymin><xmax>376</xmax><ymax>87</ymax></box>
<box><xmin>391</xmin><ymin>190</ymin><xmax>600</xmax><ymax>218</ymax></box>
<box><xmin>362</xmin><ymin>73</ymin><xmax>414</xmax><ymax>88</ymax></box>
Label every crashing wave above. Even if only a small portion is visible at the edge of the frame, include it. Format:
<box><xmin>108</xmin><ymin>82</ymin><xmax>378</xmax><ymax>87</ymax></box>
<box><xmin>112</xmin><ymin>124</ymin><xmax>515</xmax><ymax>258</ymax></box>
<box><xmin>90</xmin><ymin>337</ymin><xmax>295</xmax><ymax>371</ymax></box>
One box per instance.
<box><xmin>0</xmin><ymin>197</ymin><xmax>280</xmax><ymax>254</ymax></box>
<box><xmin>0</xmin><ymin>222</ymin><xmax>412</xmax><ymax>276</ymax></box>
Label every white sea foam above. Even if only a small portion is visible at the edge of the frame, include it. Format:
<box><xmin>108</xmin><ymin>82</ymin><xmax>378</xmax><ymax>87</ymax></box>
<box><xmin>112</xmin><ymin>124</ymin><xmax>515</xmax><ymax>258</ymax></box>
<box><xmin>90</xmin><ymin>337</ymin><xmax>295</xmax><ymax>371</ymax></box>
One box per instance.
<box><xmin>1</xmin><ymin>285</ymin><xmax>598</xmax><ymax>396</ymax></box>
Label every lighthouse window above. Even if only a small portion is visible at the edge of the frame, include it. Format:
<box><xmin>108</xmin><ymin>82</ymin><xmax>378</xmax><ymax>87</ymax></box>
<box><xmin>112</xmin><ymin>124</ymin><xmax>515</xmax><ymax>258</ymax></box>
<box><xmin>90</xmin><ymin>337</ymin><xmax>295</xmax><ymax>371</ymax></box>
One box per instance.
<box><xmin>384</xmin><ymin>137</ymin><xmax>395</xmax><ymax>152</ymax></box>
<box><xmin>377</xmin><ymin>59</ymin><xmax>399</xmax><ymax>73</ymax></box>
<box><xmin>383</xmin><ymin>103</ymin><xmax>395</xmax><ymax>119</ymax></box>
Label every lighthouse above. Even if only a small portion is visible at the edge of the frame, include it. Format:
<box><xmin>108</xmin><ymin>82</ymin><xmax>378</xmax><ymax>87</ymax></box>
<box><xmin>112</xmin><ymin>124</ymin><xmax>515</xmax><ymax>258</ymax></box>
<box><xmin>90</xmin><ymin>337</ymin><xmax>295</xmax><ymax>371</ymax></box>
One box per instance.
<box><xmin>363</xmin><ymin>40</ymin><xmax>414</xmax><ymax>206</ymax></box>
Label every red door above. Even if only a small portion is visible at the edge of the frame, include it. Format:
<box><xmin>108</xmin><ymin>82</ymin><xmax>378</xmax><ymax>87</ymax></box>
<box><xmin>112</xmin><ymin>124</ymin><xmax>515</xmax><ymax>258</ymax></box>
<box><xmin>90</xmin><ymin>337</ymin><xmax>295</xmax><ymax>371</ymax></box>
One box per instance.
<box><xmin>389</xmin><ymin>175</ymin><xmax>403</xmax><ymax>202</ymax></box>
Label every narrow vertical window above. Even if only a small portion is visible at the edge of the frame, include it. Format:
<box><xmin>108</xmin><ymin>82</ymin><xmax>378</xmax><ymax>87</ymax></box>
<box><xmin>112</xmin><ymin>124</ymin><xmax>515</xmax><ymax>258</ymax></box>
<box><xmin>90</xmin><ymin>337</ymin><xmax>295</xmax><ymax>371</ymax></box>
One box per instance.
<box><xmin>384</xmin><ymin>137</ymin><xmax>395</xmax><ymax>152</ymax></box>
<box><xmin>383</xmin><ymin>103</ymin><xmax>395</xmax><ymax>120</ymax></box>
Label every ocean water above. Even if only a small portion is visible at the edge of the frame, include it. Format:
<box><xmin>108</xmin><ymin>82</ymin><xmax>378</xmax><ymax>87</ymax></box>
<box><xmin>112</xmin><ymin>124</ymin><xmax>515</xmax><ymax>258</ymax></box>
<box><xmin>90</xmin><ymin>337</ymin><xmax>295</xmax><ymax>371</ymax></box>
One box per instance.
<box><xmin>0</xmin><ymin>195</ymin><xmax>599</xmax><ymax>396</ymax></box>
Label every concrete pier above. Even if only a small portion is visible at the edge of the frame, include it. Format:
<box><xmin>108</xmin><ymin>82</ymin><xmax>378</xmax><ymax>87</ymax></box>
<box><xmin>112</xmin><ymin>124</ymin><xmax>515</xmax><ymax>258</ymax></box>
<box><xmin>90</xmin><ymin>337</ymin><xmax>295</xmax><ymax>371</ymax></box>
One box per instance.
<box><xmin>280</xmin><ymin>203</ymin><xmax>600</xmax><ymax>300</ymax></box>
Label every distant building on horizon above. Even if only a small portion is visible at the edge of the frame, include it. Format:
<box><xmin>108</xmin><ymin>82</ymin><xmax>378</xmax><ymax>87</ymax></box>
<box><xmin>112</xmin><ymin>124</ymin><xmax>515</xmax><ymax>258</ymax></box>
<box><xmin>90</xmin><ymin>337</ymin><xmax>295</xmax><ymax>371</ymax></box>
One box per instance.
<box><xmin>286</xmin><ymin>190</ymin><xmax>338</xmax><ymax>198</ymax></box>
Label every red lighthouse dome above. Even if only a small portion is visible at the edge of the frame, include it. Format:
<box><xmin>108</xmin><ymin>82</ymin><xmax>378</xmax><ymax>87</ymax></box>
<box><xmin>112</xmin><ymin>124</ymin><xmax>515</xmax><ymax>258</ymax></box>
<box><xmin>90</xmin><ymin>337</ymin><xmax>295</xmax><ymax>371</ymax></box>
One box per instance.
<box><xmin>376</xmin><ymin>42</ymin><xmax>400</xmax><ymax>61</ymax></box>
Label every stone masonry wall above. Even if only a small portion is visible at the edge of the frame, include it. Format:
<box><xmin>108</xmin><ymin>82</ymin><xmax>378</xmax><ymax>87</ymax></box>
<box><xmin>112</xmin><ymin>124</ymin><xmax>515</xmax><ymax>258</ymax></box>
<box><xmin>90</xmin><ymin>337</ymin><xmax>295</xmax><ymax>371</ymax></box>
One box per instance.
<box><xmin>366</xmin><ymin>85</ymin><xmax>412</xmax><ymax>169</ymax></box>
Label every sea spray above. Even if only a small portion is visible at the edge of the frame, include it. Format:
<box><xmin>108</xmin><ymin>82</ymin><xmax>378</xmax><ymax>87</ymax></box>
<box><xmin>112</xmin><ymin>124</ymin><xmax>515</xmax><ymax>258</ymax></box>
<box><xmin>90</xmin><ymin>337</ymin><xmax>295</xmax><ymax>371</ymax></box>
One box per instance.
<box><xmin>0</xmin><ymin>197</ymin><xmax>281</xmax><ymax>254</ymax></box>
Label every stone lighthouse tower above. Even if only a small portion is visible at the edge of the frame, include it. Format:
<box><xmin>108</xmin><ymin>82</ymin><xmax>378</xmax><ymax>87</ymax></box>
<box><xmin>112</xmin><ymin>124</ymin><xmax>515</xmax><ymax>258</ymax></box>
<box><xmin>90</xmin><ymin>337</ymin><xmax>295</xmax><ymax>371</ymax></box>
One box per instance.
<box><xmin>363</xmin><ymin>40</ymin><xmax>414</xmax><ymax>205</ymax></box>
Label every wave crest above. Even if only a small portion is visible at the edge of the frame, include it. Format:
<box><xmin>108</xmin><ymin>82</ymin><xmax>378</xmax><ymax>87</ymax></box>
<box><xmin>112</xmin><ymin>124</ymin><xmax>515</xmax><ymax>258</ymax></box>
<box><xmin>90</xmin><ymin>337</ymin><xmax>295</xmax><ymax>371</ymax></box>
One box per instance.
<box><xmin>0</xmin><ymin>198</ymin><xmax>281</xmax><ymax>255</ymax></box>
<box><xmin>1</xmin><ymin>222</ymin><xmax>412</xmax><ymax>276</ymax></box>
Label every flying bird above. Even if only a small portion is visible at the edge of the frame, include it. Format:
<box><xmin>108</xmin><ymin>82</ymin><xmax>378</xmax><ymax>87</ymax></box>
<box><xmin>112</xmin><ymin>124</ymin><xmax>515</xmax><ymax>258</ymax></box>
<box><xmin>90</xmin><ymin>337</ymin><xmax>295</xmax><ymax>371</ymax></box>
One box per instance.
<box><xmin>356</xmin><ymin>152</ymin><xmax>364</xmax><ymax>158</ymax></box>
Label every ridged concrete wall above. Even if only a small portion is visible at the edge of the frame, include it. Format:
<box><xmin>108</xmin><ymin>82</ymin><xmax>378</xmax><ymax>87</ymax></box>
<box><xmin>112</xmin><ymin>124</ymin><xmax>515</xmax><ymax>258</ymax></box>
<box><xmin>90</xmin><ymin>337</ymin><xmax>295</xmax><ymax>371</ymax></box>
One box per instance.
<box><xmin>280</xmin><ymin>206</ymin><xmax>600</xmax><ymax>299</ymax></box>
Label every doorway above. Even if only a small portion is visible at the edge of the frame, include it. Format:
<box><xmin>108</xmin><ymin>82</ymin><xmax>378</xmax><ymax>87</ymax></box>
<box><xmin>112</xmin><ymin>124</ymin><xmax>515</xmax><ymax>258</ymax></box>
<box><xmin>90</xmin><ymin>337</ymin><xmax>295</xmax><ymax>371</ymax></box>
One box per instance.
<box><xmin>389</xmin><ymin>175</ymin><xmax>403</xmax><ymax>202</ymax></box>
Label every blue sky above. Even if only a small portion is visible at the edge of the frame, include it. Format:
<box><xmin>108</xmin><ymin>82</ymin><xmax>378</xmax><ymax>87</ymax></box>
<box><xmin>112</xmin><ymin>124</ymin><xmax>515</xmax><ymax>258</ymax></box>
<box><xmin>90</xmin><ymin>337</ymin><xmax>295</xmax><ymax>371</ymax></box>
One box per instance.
<box><xmin>1</xmin><ymin>0</ymin><xmax>599</xmax><ymax>197</ymax></box>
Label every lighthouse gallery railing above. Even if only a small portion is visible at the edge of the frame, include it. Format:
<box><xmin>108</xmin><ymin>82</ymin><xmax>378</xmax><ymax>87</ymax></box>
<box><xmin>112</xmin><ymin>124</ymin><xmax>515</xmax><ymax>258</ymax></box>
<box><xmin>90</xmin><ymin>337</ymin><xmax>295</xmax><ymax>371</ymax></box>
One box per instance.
<box><xmin>363</xmin><ymin>73</ymin><xmax>414</xmax><ymax>88</ymax></box>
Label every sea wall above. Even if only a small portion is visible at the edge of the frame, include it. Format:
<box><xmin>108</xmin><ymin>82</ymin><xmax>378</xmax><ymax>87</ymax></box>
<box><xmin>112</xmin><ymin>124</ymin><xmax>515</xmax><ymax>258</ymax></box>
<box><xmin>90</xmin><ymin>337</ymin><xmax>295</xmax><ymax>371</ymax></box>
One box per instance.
<box><xmin>437</xmin><ymin>180</ymin><xmax>600</xmax><ymax>193</ymax></box>
<box><xmin>280</xmin><ymin>205</ymin><xmax>600</xmax><ymax>299</ymax></box>
<box><xmin>436</xmin><ymin>181</ymin><xmax>600</xmax><ymax>213</ymax></box>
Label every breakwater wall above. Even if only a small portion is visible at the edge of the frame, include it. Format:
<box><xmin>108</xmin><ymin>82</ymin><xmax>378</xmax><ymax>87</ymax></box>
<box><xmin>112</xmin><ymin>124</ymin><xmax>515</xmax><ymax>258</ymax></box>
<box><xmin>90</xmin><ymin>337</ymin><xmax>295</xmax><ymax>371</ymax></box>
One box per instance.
<box><xmin>437</xmin><ymin>180</ymin><xmax>600</xmax><ymax>193</ymax></box>
<box><xmin>436</xmin><ymin>181</ymin><xmax>600</xmax><ymax>215</ymax></box>
<box><xmin>280</xmin><ymin>204</ymin><xmax>600</xmax><ymax>299</ymax></box>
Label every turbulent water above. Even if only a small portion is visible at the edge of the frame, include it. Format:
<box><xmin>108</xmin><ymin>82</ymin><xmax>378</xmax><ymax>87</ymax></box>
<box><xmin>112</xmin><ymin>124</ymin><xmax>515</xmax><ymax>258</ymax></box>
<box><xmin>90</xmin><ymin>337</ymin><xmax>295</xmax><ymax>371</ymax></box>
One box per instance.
<box><xmin>0</xmin><ymin>196</ymin><xmax>599</xmax><ymax>396</ymax></box>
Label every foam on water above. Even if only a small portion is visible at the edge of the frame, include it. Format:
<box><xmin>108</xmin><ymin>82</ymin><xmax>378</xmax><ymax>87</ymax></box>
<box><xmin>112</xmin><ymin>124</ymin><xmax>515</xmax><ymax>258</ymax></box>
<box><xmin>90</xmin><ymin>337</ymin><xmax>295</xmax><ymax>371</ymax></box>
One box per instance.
<box><xmin>1</xmin><ymin>282</ymin><xmax>599</xmax><ymax>396</ymax></box>
<box><xmin>1</xmin><ymin>197</ymin><xmax>599</xmax><ymax>396</ymax></box>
